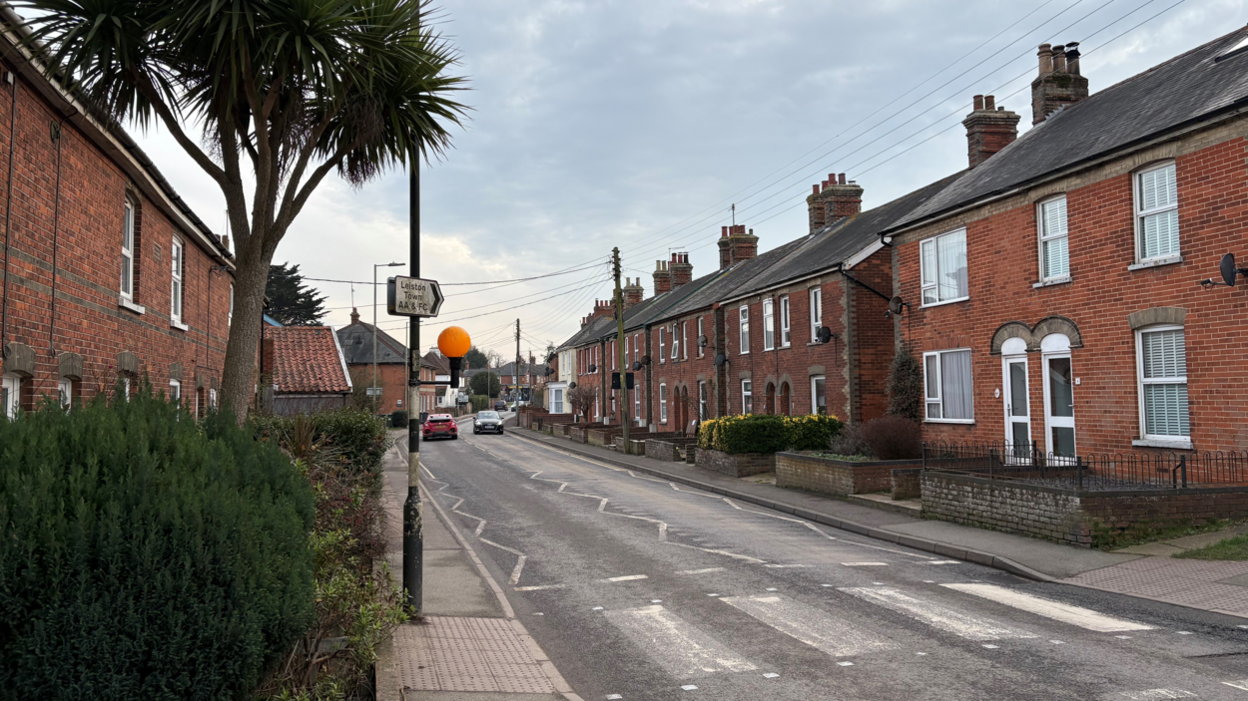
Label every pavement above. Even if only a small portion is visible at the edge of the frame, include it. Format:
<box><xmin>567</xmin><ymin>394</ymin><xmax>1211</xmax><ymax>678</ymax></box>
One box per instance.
<box><xmin>395</xmin><ymin>421</ymin><xmax>1248</xmax><ymax>700</ymax></box>
<box><xmin>376</xmin><ymin>415</ymin><xmax>581</xmax><ymax>701</ymax></box>
<box><xmin>509</xmin><ymin>426</ymin><xmax>1248</xmax><ymax>620</ymax></box>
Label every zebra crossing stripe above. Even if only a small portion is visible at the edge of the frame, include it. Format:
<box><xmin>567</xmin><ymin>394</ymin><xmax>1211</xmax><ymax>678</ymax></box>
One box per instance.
<box><xmin>942</xmin><ymin>583</ymin><xmax>1153</xmax><ymax>632</ymax></box>
<box><xmin>720</xmin><ymin>595</ymin><xmax>896</xmax><ymax>658</ymax></box>
<box><xmin>839</xmin><ymin>587</ymin><xmax>1037</xmax><ymax>641</ymax></box>
<box><xmin>604</xmin><ymin>605</ymin><xmax>757</xmax><ymax>677</ymax></box>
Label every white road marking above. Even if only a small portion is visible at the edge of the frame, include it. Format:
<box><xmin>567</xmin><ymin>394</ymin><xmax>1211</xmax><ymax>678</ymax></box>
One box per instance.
<box><xmin>1223</xmin><ymin>680</ymin><xmax>1248</xmax><ymax>691</ymax></box>
<box><xmin>842</xmin><ymin>562</ymin><xmax>889</xmax><ymax>567</ymax></box>
<box><xmin>982</xmin><ymin>644</ymin><xmax>999</xmax><ymax>649</ymax></box>
<box><xmin>514</xmin><ymin>584</ymin><xmax>564</xmax><ymax>592</ymax></box>
<box><xmin>605</xmin><ymin>605</ymin><xmax>756</xmax><ymax>677</ymax></box>
<box><xmin>681</xmin><ymin>685</ymin><xmax>698</xmax><ymax>691</ymax></box>
<box><xmin>1239</xmin><ymin>625</ymin><xmax>1248</xmax><ymax>629</ymax></box>
<box><xmin>1176</xmin><ymin>631</ymin><xmax>1194</xmax><ymax>635</ymax></box>
<box><xmin>1118</xmin><ymin>690</ymin><xmax>1196</xmax><ymax>699</ymax></box>
<box><xmin>667</xmin><ymin>542</ymin><xmax>766</xmax><ymax>563</ymax></box>
<box><xmin>533</xmin><ymin>612</ymin><xmax>544</xmax><ymax>616</ymax></box>
<box><xmin>1115</xmin><ymin>635</ymin><xmax>1132</xmax><ymax>640</ymax></box>
<box><xmin>592</xmin><ymin>606</ymin><xmax>604</xmax><ymax>611</ymax></box>
<box><xmin>421</xmin><ymin>464</ymin><xmax>437</xmax><ymax>480</ymax></box>
<box><xmin>604</xmin><ymin>574</ymin><xmax>649</xmax><ymax>582</ymax></box>
<box><xmin>763</xmin><ymin>564</ymin><xmax>809</xmax><ymax>569</ymax></box>
<box><xmin>762</xmin><ymin>673</ymin><xmax>779</xmax><ymax>679</ymax></box>
<box><xmin>765</xmin><ymin>588</ymin><xmax>778</xmax><ymax>592</ymax></box>
<box><xmin>924</xmin><ymin>580</ymin><xmax>936</xmax><ymax>584</ymax></box>
<box><xmin>676</xmin><ymin>568</ymin><xmax>726</xmax><ymax>575</ymax></box>
<box><xmin>840</xmin><ymin>587</ymin><xmax>1037</xmax><ymax>641</ymax></box>
<box><xmin>1051</xmin><ymin>640</ymin><xmax>1065</xmax><ymax>644</ymax></box>
<box><xmin>720</xmin><ymin>595</ymin><xmax>896</xmax><ymax>658</ymax></box>
<box><xmin>651</xmin><ymin>599</ymin><xmax>663</xmax><ymax>603</ymax></box>
<box><xmin>942</xmin><ymin>583</ymin><xmax>1154</xmax><ymax>632</ymax></box>
<box><xmin>837</xmin><ymin>661</ymin><xmax>855</xmax><ymax>666</ymax></box>
<box><xmin>915</xmin><ymin>652</ymin><xmax>927</xmax><ymax>656</ymax></box>
<box><xmin>607</xmin><ymin>695</ymin><xmax>623</xmax><ymax>700</ymax></box>
<box><xmin>926</xmin><ymin>560</ymin><xmax>962</xmax><ymax>565</ymax></box>
<box><xmin>478</xmin><ymin>538</ymin><xmax>528</xmax><ymax>586</ymax></box>
<box><xmin>707</xmin><ymin>593</ymin><xmax>721</xmax><ymax>597</ymax></box>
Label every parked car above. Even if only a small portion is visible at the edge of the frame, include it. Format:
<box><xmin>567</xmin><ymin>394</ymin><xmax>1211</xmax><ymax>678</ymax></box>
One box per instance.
<box><xmin>474</xmin><ymin>411</ymin><xmax>504</xmax><ymax>435</ymax></box>
<box><xmin>422</xmin><ymin>414</ymin><xmax>458</xmax><ymax>441</ymax></box>
<box><xmin>494</xmin><ymin>400</ymin><xmax>506</xmax><ymax>411</ymax></box>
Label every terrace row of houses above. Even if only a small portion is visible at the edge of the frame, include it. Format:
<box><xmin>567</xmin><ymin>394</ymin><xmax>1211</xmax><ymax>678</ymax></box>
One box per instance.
<box><xmin>549</xmin><ymin>30</ymin><xmax>1248</xmax><ymax>457</ymax></box>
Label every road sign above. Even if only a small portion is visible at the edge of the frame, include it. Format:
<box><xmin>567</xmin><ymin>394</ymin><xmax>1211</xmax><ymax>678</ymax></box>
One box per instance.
<box><xmin>387</xmin><ymin>276</ymin><xmax>444</xmax><ymax>317</ymax></box>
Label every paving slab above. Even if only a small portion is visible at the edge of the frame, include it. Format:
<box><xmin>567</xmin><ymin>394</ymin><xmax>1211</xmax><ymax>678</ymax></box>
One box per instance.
<box><xmin>1113</xmin><ymin>542</ymin><xmax>1185</xmax><ymax>557</ymax></box>
<box><xmin>1162</xmin><ymin>523</ymin><xmax>1248</xmax><ymax>550</ymax></box>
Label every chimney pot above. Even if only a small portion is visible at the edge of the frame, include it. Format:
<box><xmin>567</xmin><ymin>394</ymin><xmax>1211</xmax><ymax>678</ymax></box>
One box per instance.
<box><xmin>1052</xmin><ymin>45</ymin><xmax>1066</xmax><ymax>73</ymax></box>
<box><xmin>828</xmin><ymin>173</ymin><xmax>835</xmax><ymax>182</ymax></box>
<box><xmin>964</xmin><ymin>95</ymin><xmax>1021</xmax><ymax>168</ymax></box>
<box><xmin>838</xmin><ymin>173</ymin><xmax>847</xmax><ymax>185</ymax></box>
<box><xmin>1032</xmin><ymin>42</ymin><xmax>1089</xmax><ymax>125</ymax></box>
<box><xmin>722</xmin><ymin>226</ymin><xmax>728</xmax><ymax>237</ymax></box>
<box><xmin>973</xmin><ymin>94</ymin><xmax>984</xmax><ymax>111</ymax></box>
<box><xmin>1038</xmin><ymin>44</ymin><xmax>1053</xmax><ymax>77</ymax></box>
<box><xmin>812</xmin><ymin>184</ymin><xmax>820</xmax><ymax>195</ymax></box>
<box><xmin>985</xmin><ymin>95</ymin><xmax>995</xmax><ymax>111</ymax></box>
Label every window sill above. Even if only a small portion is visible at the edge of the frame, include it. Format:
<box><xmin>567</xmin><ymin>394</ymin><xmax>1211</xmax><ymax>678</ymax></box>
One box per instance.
<box><xmin>1033</xmin><ymin>277</ymin><xmax>1071</xmax><ymax>288</ymax></box>
<box><xmin>1132</xmin><ymin>437</ymin><xmax>1193</xmax><ymax>450</ymax></box>
<box><xmin>170</xmin><ymin>321</ymin><xmax>189</xmax><ymax>332</ymax></box>
<box><xmin>1128</xmin><ymin>255</ymin><xmax>1183</xmax><ymax>271</ymax></box>
<box><xmin>924</xmin><ymin>418</ymin><xmax>976</xmax><ymax>425</ymax></box>
<box><xmin>920</xmin><ymin>296</ymin><xmax>970</xmax><ymax>309</ymax></box>
<box><xmin>119</xmin><ymin>298</ymin><xmax>145</xmax><ymax>315</ymax></box>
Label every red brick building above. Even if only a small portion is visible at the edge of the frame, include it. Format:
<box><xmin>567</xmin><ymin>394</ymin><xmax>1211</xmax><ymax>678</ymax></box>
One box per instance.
<box><xmin>263</xmin><ymin>325</ymin><xmax>351</xmax><ymax>415</ymax></box>
<box><xmin>0</xmin><ymin>16</ymin><xmax>234</xmax><ymax>418</ymax></box>
<box><xmin>884</xmin><ymin>35</ymin><xmax>1248</xmax><ymax>455</ymax></box>
<box><xmin>337</xmin><ymin>308</ymin><xmax>408</xmax><ymax>413</ymax></box>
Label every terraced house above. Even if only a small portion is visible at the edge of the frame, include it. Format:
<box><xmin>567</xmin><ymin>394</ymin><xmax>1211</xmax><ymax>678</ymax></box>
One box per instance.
<box><xmin>884</xmin><ymin>35</ymin><xmax>1248</xmax><ymax>455</ymax></box>
<box><xmin>0</xmin><ymin>11</ymin><xmax>234</xmax><ymax>418</ymax></box>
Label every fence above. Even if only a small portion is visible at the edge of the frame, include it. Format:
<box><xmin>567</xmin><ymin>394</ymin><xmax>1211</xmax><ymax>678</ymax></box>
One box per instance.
<box><xmin>922</xmin><ymin>441</ymin><xmax>1248</xmax><ymax>491</ymax></box>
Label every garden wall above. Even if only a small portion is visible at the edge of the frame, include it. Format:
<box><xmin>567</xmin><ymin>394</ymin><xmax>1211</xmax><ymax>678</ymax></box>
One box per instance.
<box><xmin>647</xmin><ymin>437</ymin><xmax>698</xmax><ymax>462</ymax></box>
<box><xmin>775</xmin><ymin>453</ymin><xmax>920</xmax><ymax>496</ymax></box>
<box><xmin>697</xmin><ymin>448</ymin><xmax>774</xmax><ymax>477</ymax></box>
<box><xmin>921</xmin><ymin>471</ymin><xmax>1248</xmax><ymax>547</ymax></box>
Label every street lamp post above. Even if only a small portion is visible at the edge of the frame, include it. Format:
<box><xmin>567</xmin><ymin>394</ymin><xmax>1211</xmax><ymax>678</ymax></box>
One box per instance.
<box><xmin>404</xmin><ymin>160</ymin><xmax>423</xmax><ymax>614</ymax></box>
<box><xmin>374</xmin><ymin>262</ymin><xmax>403</xmax><ymax>411</ymax></box>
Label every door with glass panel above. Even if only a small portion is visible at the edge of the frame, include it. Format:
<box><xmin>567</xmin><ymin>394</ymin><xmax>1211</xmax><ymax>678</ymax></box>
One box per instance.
<box><xmin>1043</xmin><ymin>354</ymin><xmax>1076</xmax><ymax>461</ymax></box>
<box><xmin>1002</xmin><ymin>357</ymin><xmax>1031</xmax><ymax>460</ymax></box>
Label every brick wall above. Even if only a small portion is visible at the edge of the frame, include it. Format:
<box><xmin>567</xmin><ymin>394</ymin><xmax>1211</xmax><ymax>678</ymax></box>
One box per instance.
<box><xmin>891</xmin><ymin>468</ymin><xmax>922</xmax><ymax>500</ymax></box>
<box><xmin>0</xmin><ymin>69</ymin><xmax>232</xmax><ymax>412</ymax></box>
<box><xmin>775</xmin><ymin>452</ymin><xmax>915</xmax><ymax>495</ymax></box>
<box><xmin>696</xmin><ymin>448</ymin><xmax>775</xmax><ymax>477</ymax></box>
<box><xmin>650</xmin><ymin>309</ymin><xmax>717</xmax><ymax>432</ymax></box>
<box><xmin>895</xmin><ymin>118</ymin><xmax>1248</xmax><ymax>454</ymax></box>
<box><xmin>645</xmin><ymin>436</ymin><xmax>697</xmax><ymax>462</ymax></box>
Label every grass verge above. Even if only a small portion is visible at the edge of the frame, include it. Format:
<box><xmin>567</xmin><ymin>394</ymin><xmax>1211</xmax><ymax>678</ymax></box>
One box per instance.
<box><xmin>1173</xmin><ymin>534</ymin><xmax>1248</xmax><ymax>561</ymax></box>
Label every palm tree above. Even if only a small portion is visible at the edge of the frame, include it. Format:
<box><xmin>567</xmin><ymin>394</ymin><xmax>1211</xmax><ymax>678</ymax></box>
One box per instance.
<box><xmin>17</xmin><ymin>0</ymin><xmax>468</xmax><ymax>418</ymax></box>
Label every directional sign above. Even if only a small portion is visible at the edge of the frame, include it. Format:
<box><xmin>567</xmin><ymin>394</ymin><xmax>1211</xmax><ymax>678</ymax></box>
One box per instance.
<box><xmin>387</xmin><ymin>276</ymin><xmax>444</xmax><ymax>317</ymax></box>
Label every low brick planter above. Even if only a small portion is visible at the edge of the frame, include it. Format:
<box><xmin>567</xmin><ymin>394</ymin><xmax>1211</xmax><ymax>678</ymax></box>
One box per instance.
<box><xmin>921</xmin><ymin>470</ymin><xmax>1248</xmax><ymax>547</ymax></box>
<box><xmin>586</xmin><ymin>426</ymin><xmax>625</xmax><ymax>447</ymax></box>
<box><xmin>646</xmin><ymin>437</ymin><xmax>698</xmax><ymax>462</ymax></box>
<box><xmin>775</xmin><ymin>452</ymin><xmax>921</xmax><ymax>496</ymax></box>
<box><xmin>696</xmin><ymin>448</ymin><xmax>775</xmax><ymax>477</ymax></box>
<box><xmin>891</xmin><ymin>468</ymin><xmax>923</xmax><ymax>500</ymax></box>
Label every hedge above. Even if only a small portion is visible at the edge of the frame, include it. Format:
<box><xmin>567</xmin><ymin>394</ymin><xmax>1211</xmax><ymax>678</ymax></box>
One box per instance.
<box><xmin>391</xmin><ymin>409</ymin><xmax>409</xmax><ymax>428</ymax></box>
<box><xmin>698</xmin><ymin>413</ymin><xmax>843</xmax><ymax>455</ymax></box>
<box><xmin>0</xmin><ymin>385</ymin><xmax>315</xmax><ymax>701</ymax></box>
<box><xmin>251</xmin><ymin>408</ymin><xmax>388</xmax><ymax>473</ymax></box>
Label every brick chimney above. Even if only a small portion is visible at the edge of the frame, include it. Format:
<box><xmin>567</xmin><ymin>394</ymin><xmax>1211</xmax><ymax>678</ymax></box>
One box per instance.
<box><xmin>717</xmin><ymin>225</ymin><xmax>758</xmax><ymax>270</ymax></box>
<box><xmin>262</xmin><ymin>337</ymin><xmax>276</xmax><ymax>376</ymax></box>
<box><xmin>592</xmin><ymin>298</ymin><xmax>614</xmax><ymax>319</ymax></box>
<box><xmin>806</xmin><ymin>173</ymin><xmax>862</xmax><ymax>234</ymax></box>
<box><xmin>1032</xmin><ymin>42</ymin><xmax>1089</xmax><ymax>125</ymax></box>
<box><xmin>963</xmin><ymin>94</ymin><xmax>1021</xmax><ymax>168</ymax></box>
<box><xmin>350</xmin><ymin>307</ymin><xmax>360</xmax><ymax>324</ymax></box>
<box><xmin>622</xmin><ymin>277</ymin><xmax>644</xmax><ymax>308</ymax></box>
<box><xmin>653</xmin><ymin>260</ymin><xmax>672</xmax><ymax>294</ymax></box>
<box><xmin>670</xmin><ymin>252</ymin><xmax>693</xmax><ymax>288</ymax></box>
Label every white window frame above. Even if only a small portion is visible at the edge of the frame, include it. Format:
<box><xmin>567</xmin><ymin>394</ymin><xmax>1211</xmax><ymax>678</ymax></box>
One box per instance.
<box><xmin>633</xmin><ymin>333</ymin><xmax>639</xmax><ymax>365</ymax></box>
<box><xmin>763</xmin><ymin>298</ymin><xmax>775</xmax><ymax>351</ymax></box>
<box><xmin>1037</xmin><ymin>195</ymin><xmax>1069</xmax><ymax>283</ymax></box>
<box><xmin>698</xmin><ymin>380</ymin><xmax>708</xmax><ymax>421</ymax></box>
<box><xmin>1135</xmin><ymin>324</ymin><xmax>1191</xmax><ymax>444</ymax></box>
<box><xmin>696</xmin><ymin>317</ymin><xmax>704</xmax><ymax>357</ymax></box>
<box><xmin>122</xmin><ymin>375</ymin><xmax>132</xmax><ymax>401</ymax></box>
<box><xmin>780</xmin><ymin>295</ymin><xmax>790</xmax><ymax>347</ymax></box>
<box><xmin>810</xmin><ymin>375</ymin><xmax>826</xmax><ymax>416</ymax></box>
<box><xmin>681</xmin><ymin>321</ymin><xmax>688</xmax><ymax>360</ymax></box>
<box><xmin>58</xmin><ymin>378</ymin><xmax>72</xmax><ymax>409</ymax></box>
<box><xmin>671</xmin><ymin>325</ymin><xmax>679</xmax><ymax>360</ymax></box>
<box><xmin>659</xmin><ymin>328</ymin><xmax>666</xmax><ymax>363</ymax></box>
<box><xmin>923</xmin><ymin>348</ymin><xmax>975</xmax><ymax>423</ymax></box>
<box><xmin>611</xmin><ymin>340</ymin><xmax>616</xmax><ymax>371</ymax></box>
<box><xmin>920</xmin><ymin>228</ymin><xmax>969</xmax><ymax>307</ymax></box>
<box><xmin>659</xmin><ymin>383</ymin><xmax>668</xmax><ymax>423</ymax></box>
<box><xmin>2</xmin><ymin>373</ymin><xmax>20</xmax><ymax>419</ymax></box>
<box><xmin>169</xmin><ymin>378</ymin><xmax>181</xmax><ymax>404</ymax></box>
<box><xmin>634</xmin><ymin>386</ymin><xmax>641</xmax><ymax>424</ymax></box>
<box><xmin>1134</xmin><ymin>161</ymin><xmax>1180</xmax><ymax>264</ymax></box>
<box><xmin>741</xmin><ymin>379</ymin><xmax>753</xmax><ymax>414</ymax></box>
<box><xmin>809</xmin><ymin>288</ymin><xmax>822</xmax><ymax>342</ymax></box>
<box><xmin>228</xmin><ymin>283</ymin><xmax>234</xmax><ymax>326</ymax></box>
<box><xmin>170</xmin><ymin>237</ymin><xmax>185</xmax><ymax>326</ymax></box>
<box><xmin>121</xmin><ymin>200</ymin><xmax>135</xmax><ymax>299</ymax></box>
<box><xmin>739</xmin><ymin>305</ymin><xmax>749</xmax><ymax>354</ymax></box>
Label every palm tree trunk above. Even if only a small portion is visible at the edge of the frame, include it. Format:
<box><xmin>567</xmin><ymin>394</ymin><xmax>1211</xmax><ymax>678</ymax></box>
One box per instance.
<box><xmin>220</xmin><ymin>248</ymin><xmax>275</xmax><ymax>421</ymax></box>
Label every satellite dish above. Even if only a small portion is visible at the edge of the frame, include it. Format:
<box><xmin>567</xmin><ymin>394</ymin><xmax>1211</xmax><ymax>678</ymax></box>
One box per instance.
<box><xmin>587</xmin><ymin>364</ymin><xmax>597</xmax><ymax>373</ymax></box>
<box><xmin>640</xmin><ymin>354</ymin><xmax>652</xmax><ymax>366</ymax></box>
<box><xmin>569</xmin><ymin>382</ymin><xmax>577</xmax><ymax>389</ymax></box>
<box><xmin>632</xmin><ymin>361</ymin><xmax>643</xmax><ymax>371</ymax></box>
<box><xmin>714</xmin><ymin>353</ymin><xmax>727</xmax><ymax>367</ymax></box>
<box><xmin>1222</xmin><ymin>253</ymin><xmax>1238</xmax><ymax>287</ymax></box>
<box><xmin>888</xmin><ymin>296</ymin><xmax>905</xmax><ymax>315</ymax></box>
<box><xmin>817</xmin><ymin>326</ymin><xmax>834</xmax><ymax>344</ymax></box>
<box><xmin>698</xmin><ymin>335</ymin><xmax>708</xmax><ymax>349</ymax></box>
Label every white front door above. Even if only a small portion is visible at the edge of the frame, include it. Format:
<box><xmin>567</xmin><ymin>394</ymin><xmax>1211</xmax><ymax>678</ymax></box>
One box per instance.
<box><xmin>1002</xmin><ymin>356</ymin><xmax>1031</xmax><ymax>459</ymax></box>
<box><xmin>1043</xmin><ymin>353</ymin><xmax>1076</xmax><ymax>459</ymax></box>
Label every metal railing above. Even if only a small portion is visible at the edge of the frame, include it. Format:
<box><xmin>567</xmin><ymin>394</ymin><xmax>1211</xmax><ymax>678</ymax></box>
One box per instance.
<box><xmin>922</xmin><ymin>441</ymin><xmax>1248</xmax><ymax>491</ymax></box>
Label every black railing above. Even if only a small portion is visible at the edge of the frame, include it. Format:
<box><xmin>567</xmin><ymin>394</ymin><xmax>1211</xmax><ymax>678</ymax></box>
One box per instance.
<box><xmin>922</xmin><ymin>441</ymin><xmax>1248</xmax><ymax>491</ymax></box>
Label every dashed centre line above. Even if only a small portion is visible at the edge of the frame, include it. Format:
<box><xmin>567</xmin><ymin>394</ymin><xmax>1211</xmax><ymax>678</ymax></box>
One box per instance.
<box><xmin>603</xmin><ymin>574</ymin><xmax>649</xmax><ymax>582</ymax></box>
<box><xmin>676</xmin><ymin>567</ymin><xmax>727</xmax><ymax>575</ymax></box>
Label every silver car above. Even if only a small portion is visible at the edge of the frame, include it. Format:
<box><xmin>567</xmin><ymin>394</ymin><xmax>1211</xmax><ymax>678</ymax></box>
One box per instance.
<box><xmin>474</xmin><ymin>411</ymin><xmax>504</xmax><ymax>435</ymax></box>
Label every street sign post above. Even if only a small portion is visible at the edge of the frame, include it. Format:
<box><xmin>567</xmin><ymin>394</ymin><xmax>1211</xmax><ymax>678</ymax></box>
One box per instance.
<box><xmin>388</xmin><ymin>275</ymin><xmax>444</xmax><ymax>317</ymax></box>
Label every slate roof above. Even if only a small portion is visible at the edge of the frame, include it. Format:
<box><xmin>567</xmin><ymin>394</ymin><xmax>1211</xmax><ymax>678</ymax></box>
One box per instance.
<box><xmin>496</xmin><ymin>361</ymin><xmax>548</xmax><ymax>377</ymax></box>
<box><xmin>720</xmin><ymin>173</ymin><xmax>967</xmax><ymax>302</ymax></box>
<box><xmin>556</xmin><ymin>315</ymin><xmax>615</xmax><ymax>351</ymax></box>
<box><xmin>337</xmin><ymin>319</ymin><xmax>407</xmax><ymax>365</ymax></box>
<box><xmin>267</xmin><ymin>326</ymin><xmax>352</xmax><ymax>394</ymax></box>
<box><xmin>651</xmin><ymin>237</ymin><xmax>808</xmax><ymax>323</ymax></box>
<box><xmin>894</xmin><ymin>26</ymin><xmax>1248</xmax><ymax>230</ymax></box>
<box><xmin>423</xmin><ymin>352</ymin><xmax>451</xmax><ymax>375</ymax></box>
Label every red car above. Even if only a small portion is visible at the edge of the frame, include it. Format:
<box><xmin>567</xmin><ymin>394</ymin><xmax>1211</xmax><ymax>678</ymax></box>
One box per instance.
<box><xmin>422</xmin><ymin>414</ymin><xmax>458</xmax><ymax>441</ymax></box>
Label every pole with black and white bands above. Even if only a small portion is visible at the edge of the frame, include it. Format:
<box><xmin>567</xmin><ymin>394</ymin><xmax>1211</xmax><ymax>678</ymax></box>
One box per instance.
<box><xmin>404</xmin><ymin>156</ymin><xmax>423</xmax><ymax>615</ymax></box>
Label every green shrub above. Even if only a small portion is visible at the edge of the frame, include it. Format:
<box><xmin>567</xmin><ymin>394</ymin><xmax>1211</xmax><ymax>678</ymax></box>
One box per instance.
<box><xmin>391</xmin><ymin>409</ymin><xmax>409</xmax><ymax>428</ymax></box>
<box><xmin>0</xmin><ymin>385</ymin><xmax>315</xmax><ymax>701</ymax></box>
<box><xmin>785</xmin><ymin>413</ymin><xmax>844</xmax><ymax>451</ymax></box>
<box><xmin>470</xmin><ymin>395</ymin><xmax>492</xmax><ymax>413</ymax></box>
<box><xmin>698</xmin><ymin>414</ymin><xmax>789</xmax><ymax>454</ymax></box>
<box><xmin>859</xmin><ymin>415</ymin><xmax>923</xmax><ymax>460</ymax></box>
<box><xmin>252</xmin><ymin>408</ymin><xmax>388</xmax><ymax>474</ymax></box>
<box><xmin>886</xmin><ymin>346</ymin><xmax>924</xmax><ymax>422</ymax></box>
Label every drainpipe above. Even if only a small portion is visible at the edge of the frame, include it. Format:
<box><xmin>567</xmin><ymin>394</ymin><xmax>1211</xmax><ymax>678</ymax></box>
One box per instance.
<box><xmin>48</xmin><ymin>117</ymin><xmax>64</xmax><ymax>356</ymax></box>
<box><xmin>1</xmin><ymin>70</ymin><xmax>16</xmax><ymax>356</ymax></box>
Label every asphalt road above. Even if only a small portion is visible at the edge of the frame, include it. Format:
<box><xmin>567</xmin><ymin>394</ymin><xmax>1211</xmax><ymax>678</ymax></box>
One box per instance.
<box><xmin>414</xmin><ymin>421</ymin><xmax>1248</xmax><ymax>701</ymax></box>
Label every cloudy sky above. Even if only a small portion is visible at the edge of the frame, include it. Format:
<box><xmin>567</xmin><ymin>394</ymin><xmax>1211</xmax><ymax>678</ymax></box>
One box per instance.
<box><xmin>134</xmin><ymin>0</ymin><xmax>1247</xmax><ymax>360</ymax></box>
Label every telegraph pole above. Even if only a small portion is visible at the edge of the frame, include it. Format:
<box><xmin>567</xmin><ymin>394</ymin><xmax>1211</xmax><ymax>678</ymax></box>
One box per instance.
<box><xmin>613</xmin><ymin>247</ymin><xmax>630</xmax><ymax>449</ymax></box>
<box><xmin>515</xmin><ymin>319</ymin><xmax>522</xmax><ymax>404</ymax></box>
<box><xmin>404</xmin><ymin>158</ymin><xmax>423</xmax><ymax>614</ymax></box>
